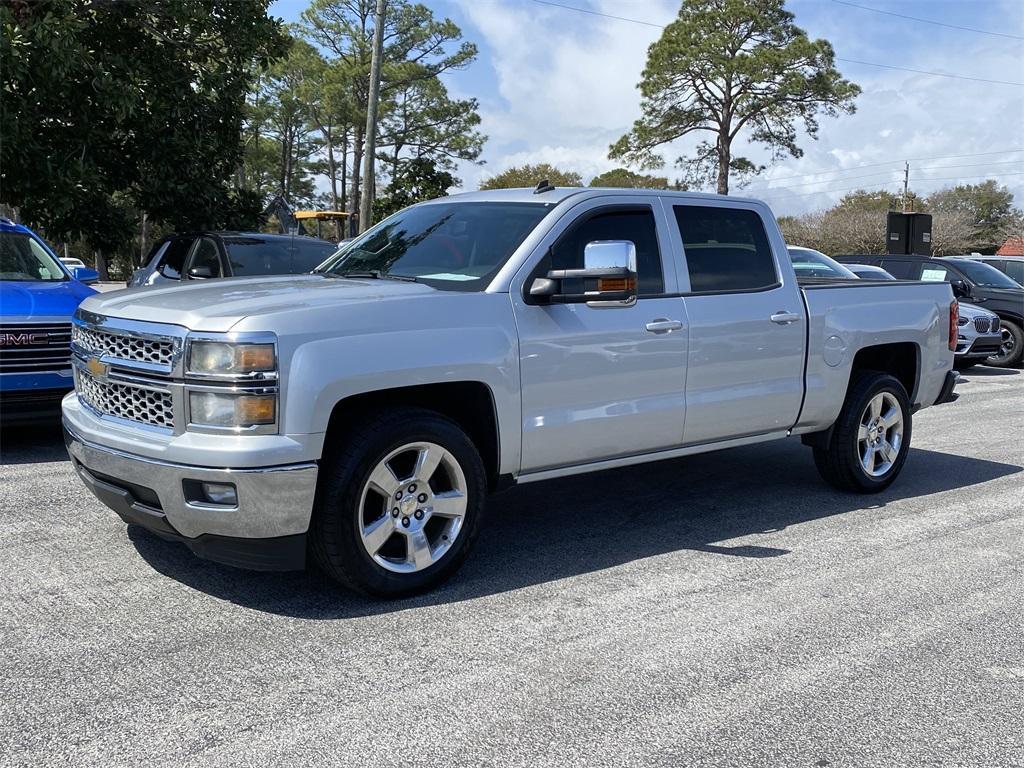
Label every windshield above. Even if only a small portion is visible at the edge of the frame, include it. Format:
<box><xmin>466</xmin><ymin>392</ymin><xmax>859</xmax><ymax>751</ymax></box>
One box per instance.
<box><xmin>0</xmin><ymin>231</ymin><xmax>67</xmax><ymax>282</ymax></box>
<box><xmin>787</xmin><ymin>246</ymin><xmax>857</xmax><ymax>279</ymax></box>
<box><xmin>317</xmin><ymin>201</ymin><xmax>554</xmax><ymax>290</ymax></box>
<box><xmin>951</xmin><ymin>259</ymin><xmax>1023</xmax><ymax>289</ymax></box>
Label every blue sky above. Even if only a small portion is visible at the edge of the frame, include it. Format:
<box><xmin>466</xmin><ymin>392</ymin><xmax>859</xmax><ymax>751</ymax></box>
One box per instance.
<box><xmin>269</xmin><ymin>0</ymin><xmax>1024</xmax><ymax>215</ymax></box>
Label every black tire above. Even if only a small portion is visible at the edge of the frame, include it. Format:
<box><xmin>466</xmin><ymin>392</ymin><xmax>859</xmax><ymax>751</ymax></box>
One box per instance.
<box><xmin>310</xmin><ymin>407</ymin><xmax>487</xmax><ymax>598</ymax></box>
<box><xmin>953</xmin><ymin>358</ymin><xmax>979</xmax><ymax>371</ymax></box>
<box><xmin>813</xmin><ymin>371</ymin><xmax>912</xmax><ymax>493</ymax></box>
<box><xmin>987</xmin><ymin>319</ymin><xmax>1023</xmax><ymax>368</ymax></box>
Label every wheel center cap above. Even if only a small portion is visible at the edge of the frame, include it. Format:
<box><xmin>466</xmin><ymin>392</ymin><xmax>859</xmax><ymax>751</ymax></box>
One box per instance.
<box><xmin>400</xmin><ymin>495</ymin><xmax>418</xmax><ymax>515</ymax></box>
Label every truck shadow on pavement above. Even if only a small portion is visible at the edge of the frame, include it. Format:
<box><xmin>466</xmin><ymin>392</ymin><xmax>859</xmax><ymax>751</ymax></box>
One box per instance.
<box><xmin>126</xmin><ymin>438</ymin><xmax>1022</xmax><ymax>619</ymax></box>
<box><xmin>0</xmin><ymin>423</ymin><xmax>68</xmax><ymax>465</ymax></box>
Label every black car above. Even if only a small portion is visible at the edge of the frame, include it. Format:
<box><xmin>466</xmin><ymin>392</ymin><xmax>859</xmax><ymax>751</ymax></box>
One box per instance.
<box><xmin>836</xmin><ymin>253</ymin><xmax>1024</xmax><ymax>368</ymax></box>
<box><xmin>129</xmin><ymin>232</ymin><xmax>338</xmax><ymax>288</ymax></box>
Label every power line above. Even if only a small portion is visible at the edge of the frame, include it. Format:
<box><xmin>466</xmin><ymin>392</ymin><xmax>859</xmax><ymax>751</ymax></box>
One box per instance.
<box><xmin>830</xmin><ymin>0</ymin><xmax>1024</xmax><ymax>42</ymax></box>
<box><xmin>743</xmin><ymin>149</ymin><xmax>1023</xmax><ymax>188</ymax></box>
<box><xmin>530</xmin><ymin>0</ymin><xmax>662</xmax><ymax>28</ymax></box>
<box><xmin>835</xmin><ymin>58</ymin><xmax>1024</xmax><ymax>87</ymax></box>
<box><xmin>758</xmin><ymin>170</ymin><xmax>1024</xmax><ymax>199</ymax></box>
<box><xmin>527</xmin><ymin>0</ymin><xmax>1024</xmax><ymax>87</ymax></box>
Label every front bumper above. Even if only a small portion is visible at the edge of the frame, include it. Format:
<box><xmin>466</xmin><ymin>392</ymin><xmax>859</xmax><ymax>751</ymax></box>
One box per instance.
<box><xmin>64</xmin><ymin>423</ymin><xmax>318</xmax><ymax>571</ymax></box>
<box><xmin>957</xmin><ymin>333</ymin><xmax>1002</xmax><ymax>359</ymax></box>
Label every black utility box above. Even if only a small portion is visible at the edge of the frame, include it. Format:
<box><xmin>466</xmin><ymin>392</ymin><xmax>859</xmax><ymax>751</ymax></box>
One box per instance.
<box><xmin>886</xmin><ymin>211</ymin><xmax>932</xmax><ymax>255</ymax></box>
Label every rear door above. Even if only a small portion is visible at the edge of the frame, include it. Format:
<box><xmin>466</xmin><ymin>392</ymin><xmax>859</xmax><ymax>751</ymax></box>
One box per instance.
<box><xmin>669</xmin><ymin>200</ymin><xmax>805</xmax><ymax>444</ymax></box>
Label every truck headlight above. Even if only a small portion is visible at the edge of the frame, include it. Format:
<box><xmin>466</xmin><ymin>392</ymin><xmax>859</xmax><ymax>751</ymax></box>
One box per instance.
<box><xmin>189</xmin><ymin>391</ymin><xmax>277</xmax><ymax>428</ymax></box>
<box><xmin>188</xmin><ymin>341</ymin><xmax>276</xmax><ymax>376</ymax></box>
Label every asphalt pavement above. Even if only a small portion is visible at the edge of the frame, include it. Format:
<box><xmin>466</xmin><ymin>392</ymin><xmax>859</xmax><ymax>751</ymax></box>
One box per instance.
<box><xmin>1</xmin><ymin>367</ymin><xmax>1021</xmax><ymax>767</ymax></box>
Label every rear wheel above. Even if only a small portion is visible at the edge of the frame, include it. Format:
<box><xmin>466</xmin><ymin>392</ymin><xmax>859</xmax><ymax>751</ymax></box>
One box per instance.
<box><xmin>987</xmin><ymin>320</ymin><xmax>1023</xmax><ymax>368</ymax></box>
<box><xmin>311</xmin><ymin>408</ymin><xmax>486</xmax><ymax>597</ymax></box>
<box><xmin>813</xmin><ymin>371</ymin><xmax>912</xmax><ymax>493</ymax></box>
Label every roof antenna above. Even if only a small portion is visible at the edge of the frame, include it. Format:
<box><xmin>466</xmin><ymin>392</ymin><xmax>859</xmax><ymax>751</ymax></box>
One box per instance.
<box><xmin>534</xmin><ymin>179</ymin><xmax>555</xmax><ymax>194</ymax></box>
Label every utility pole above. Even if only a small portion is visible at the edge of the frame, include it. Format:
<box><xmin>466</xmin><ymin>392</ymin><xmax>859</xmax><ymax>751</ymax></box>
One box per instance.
<box><xmin>359</xmin><ymin>0</ymin><xmax>386</xmax><ymax>234</ymax></box>
<box><xmin>902</xmin><ymin>161</ymin><xmax>910</xmax><ymax>212</ymax></box>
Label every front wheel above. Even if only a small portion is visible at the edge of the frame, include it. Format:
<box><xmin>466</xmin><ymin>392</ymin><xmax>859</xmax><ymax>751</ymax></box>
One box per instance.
<box><xmin>813</xmin><ymin>371</ymin><xmax>912</xmax><ymax>493</ymax></box>
<box><xmin>987</xmin><ymin>320</ymin><xmax>1023</xmax><ymax>368</ymax></box>
<box><xmin>311</xmin><ymin>408</ymin><xmax>487</xmax><ymax>597</ymax></box>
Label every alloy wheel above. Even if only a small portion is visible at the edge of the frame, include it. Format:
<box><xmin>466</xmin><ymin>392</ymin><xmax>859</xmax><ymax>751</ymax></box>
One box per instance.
<box><xmin>857</xmin><ymin>392</ymin><xmax>904</xmax><ymax>477</ymax></box>
<box><xmin>357</xmin><ymin>441</ymin><xmax>468</xmax><ymax>573</ymax></box>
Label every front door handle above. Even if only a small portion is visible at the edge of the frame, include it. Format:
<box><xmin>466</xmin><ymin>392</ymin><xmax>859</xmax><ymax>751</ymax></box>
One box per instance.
<box><xmin>769</xmin><ymin>311</ymin><xmax>801</xmax><ymax>325</ymax></box>
<box><xmin>645</xmin><ymin>318</ymin><xmax>683</xmax><ymax>334</ymax></box>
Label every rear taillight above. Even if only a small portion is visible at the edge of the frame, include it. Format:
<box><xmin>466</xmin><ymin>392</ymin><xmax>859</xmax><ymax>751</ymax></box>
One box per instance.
<box><xmin>948</xmin><ymin>300</ymin><xmax>958</xmax><ymax>351</ymax></box>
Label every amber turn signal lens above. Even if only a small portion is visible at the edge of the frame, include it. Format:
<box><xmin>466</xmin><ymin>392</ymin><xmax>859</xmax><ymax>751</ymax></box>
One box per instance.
<box><xmin>237</xmin><ymin>395</ymin><xmax>276</xmax><ymax>425</ymax></box>
<box><xmin>236</xmin><ymin>344</ymin><xmax>276</xmax><ymax>372</ymax></box>
<box><xmin>597</xmin><ymin>276</ymin><xmax>636</xmax><ymax>293</ymax></box>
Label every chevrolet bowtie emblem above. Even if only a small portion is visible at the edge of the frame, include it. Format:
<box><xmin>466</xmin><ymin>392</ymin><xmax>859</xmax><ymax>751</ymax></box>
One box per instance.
<box><xmin>86</xmin><ymin>357</ymin><xmax>108</xmax><ymax>378</ymax></box>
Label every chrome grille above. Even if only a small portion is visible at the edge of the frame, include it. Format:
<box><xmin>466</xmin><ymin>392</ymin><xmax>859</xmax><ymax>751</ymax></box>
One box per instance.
<box><xmin>75</xmin><ymin>369</ymin><xmax>174</xmax><ymax>429</ymax></box>
<box><xmin>973</xmin><ymin>317</ymin><xmax>991</xmax><ymax>333</ymax></box>
<box><xmin>0</xmin><ymin>322</ymin><xmax>72</xmax><ymax>373</ymax></box>
<box><xmin>72</xmin><ymin>325</ymin><xmax>174</xmax><ymax>367</ymax></box>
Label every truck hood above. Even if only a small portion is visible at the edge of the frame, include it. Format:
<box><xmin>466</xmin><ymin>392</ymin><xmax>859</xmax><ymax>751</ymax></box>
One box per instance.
<box><xmin>1</xmin><ymin>279</ymin><xmax>96</xmax><ymax>321</ymax></box>
<box><xmin>78</xmin><ymin>274</ymin><xmax>438</xmax><ymax>332</ymax></box>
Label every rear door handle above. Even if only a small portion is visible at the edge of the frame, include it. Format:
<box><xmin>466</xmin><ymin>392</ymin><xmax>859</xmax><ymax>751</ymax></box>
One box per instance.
<box><xmin>645</xmin><ymin>318</ymin><xmax>683</xmax><ymax>334</ymax></box>
<box><xmin>769</xmin><ymin>311</ymin><xmax>801</xmax><ymax>325</ymax></box>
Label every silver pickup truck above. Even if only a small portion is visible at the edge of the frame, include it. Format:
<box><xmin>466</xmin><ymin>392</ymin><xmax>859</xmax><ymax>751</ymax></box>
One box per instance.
<box><xmin>62</xmin><ymin>188</ymin><xmax>960</xmax><ymax>596</ymax></box>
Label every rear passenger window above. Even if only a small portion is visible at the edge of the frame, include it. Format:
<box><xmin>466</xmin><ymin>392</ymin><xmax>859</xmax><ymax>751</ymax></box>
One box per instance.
<box><xmin>673</xmin><ymin>206</ymin><xmax>777</xmax><ymax>293</ymax></box>
<box><xmin>550</xmin><ymin>208</ymin><xmax>664</xmax><ymax>295</ymax></box>
<box><xmin>878</xmin><ymin>259</ymin><xmax>917</xmax><ymax>279</ymax></box>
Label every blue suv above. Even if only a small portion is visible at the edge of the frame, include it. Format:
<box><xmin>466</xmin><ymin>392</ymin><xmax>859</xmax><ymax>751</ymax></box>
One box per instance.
<box><xmin>1</xmin><ymin>218</ymin><xmax>99</xmax><ymax>423</ymax></box>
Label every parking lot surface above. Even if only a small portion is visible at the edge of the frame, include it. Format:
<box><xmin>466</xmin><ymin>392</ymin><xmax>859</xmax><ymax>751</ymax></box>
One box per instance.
<box><xmin>1</xmin><ymin>369</ymin><xmax>1021</xmax><ymax>767</ymax></box>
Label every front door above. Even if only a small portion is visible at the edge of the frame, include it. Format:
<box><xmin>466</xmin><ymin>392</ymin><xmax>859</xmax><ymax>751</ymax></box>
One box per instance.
<box><xmin>669</xmin><ymin>201</ymin><xmax>806</xmax><ymax>444</ymax></box>
<box><xmin>513</xmin><ymin>201</ymin><xmax>688</xmax><ymax>473</ymax></box>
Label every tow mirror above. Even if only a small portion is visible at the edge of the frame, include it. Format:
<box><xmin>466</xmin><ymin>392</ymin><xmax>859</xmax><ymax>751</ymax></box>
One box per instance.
<box><xmin>529</xmin><ymin>240</ymin><xmax>637</xmax><ymax>305</ymax></box>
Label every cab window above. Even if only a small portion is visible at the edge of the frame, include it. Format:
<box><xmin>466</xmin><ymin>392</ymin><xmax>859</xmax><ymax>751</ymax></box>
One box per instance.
<box><xmin>186</xmin><ymin>238</ymin><xmax>223</xmax><ymax>278</ymax></box>
<box><xmin>673</xmin><ymin>205</ymin><xmax>777</xmax><ymax>293</ymax></box>
<box><xmin>550</xmin><ymin>207</ymin><xmax>664</xmax><ymax>295</ymax></box>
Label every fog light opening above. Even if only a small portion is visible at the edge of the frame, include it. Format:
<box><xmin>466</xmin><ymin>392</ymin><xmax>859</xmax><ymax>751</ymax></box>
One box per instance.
<box><xmin>184</xmin><ymin>479</ymin><xmax>238</xmax><ymax>507</ymax></box>
<box><xmin>202</xmin><ymin>482</ymin><xmax>237</xmax><ymax>506</ymax></box>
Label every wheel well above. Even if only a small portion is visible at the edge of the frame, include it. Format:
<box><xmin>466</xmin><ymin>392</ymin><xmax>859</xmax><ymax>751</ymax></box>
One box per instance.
<box><xmin>850</xmin><ymin>342</ymin><xmax>919</xmax><ymax>402</ymax></box>
<box><xmin>323</xmin><ymin>382</ymin><xmax>501</xmax><ymax>490</ymax></box>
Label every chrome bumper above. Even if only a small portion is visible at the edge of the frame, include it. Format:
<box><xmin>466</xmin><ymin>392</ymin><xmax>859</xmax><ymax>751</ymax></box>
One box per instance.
<box><xmin>64</xmin><ymin>422</ymin><xmax>318</xmax><ymax>542</ymax></box>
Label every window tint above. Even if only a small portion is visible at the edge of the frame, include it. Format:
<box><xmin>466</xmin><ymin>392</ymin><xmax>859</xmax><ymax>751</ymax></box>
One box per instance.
<box><xmin>674</xmin><ymin>206</ymin><xmax>776</xmax><ymax>293</ymax></box>
<box><xmin>224</xmin><ymin>238</ymin><xmax>291</xmax><ymax>276</ymax></box>
<box><xmin>157</xmin><ymin>238</ymin><xmax>192</xmax><ymax>279</ymax></box>
<box><xmin>879</xmin><ymin>259</ymin><xmax>917</xmax><ymax>279</ymax></box>
<box><xmin>0</xmin><ymin>232</ymin><xmax>67</xmax><ymax>281</ymax></box>
<box><xmin>1001</xmin><ymin>260</ymin><xmax>1024</xmax><ymax>284</ymax></box>
<box><xmin>291</xmin><ymin>238</ymin><xmax>339</xmax><ymax>272</ymax></box>
<box><xmin>188</xmin><ymin>238</ymin><xmax>223</xmax><ymax>278</ymax></box>
<box><xmin>950</xmin><ymin>258</ymin><xmax>1021</xmax><ymax>289</ymax></box>
<box><xmin>550</xmin><ymin>208</ymin><xmax>664</xmax><ymax>294</ymax></box>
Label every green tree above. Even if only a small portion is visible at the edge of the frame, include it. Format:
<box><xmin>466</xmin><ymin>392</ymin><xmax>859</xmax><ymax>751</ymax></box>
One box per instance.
<box><xmin>926</xmin><ymin>181</ymin><xmax>1016</xmax><ymax>253</ymax></box>
<box><xmin>834</xmin><ymin>188</ymin><xmax>923</xmax><ymax>214</ymax></box>
<box><xmin>1</xmin><ymin>0</ymin><xmax>288</xmax><ymax>251</ymax></box>
<box><xmin>372</xmin><ymin>157</ymin><xmax>456</xmax><ymax>220</ymax></box>
<box><xmin>480</xmin><ymin>164</ymin><xmax>583</xmax><ymax>190</ymax></box>
<box><xmin>299</xmin><ymin>0</ymin><xmax>477</xmax><ymax>218</ymax></box>
<box><xmin>610</xmin><ymin>0</ymin><xmax>860</xmax><ymax>195</ymax></box>
<box><xmin>589</xmin><ymin>168</ymin><xmax>670</xmax><ymax>188</ymax></box>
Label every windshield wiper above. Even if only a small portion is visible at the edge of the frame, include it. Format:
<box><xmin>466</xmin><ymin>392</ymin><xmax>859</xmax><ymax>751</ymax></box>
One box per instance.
<box><xmin>327</xmin><ymin>269</ymin><xmax>418</xmax><ymax>283</ymax></box>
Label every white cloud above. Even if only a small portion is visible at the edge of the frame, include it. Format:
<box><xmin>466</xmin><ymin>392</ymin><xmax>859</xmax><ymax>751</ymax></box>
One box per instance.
<box><xmin>448</xmin><ymin>0</ymin><xmax>1024</xmax><ymax>215</ymax></box>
